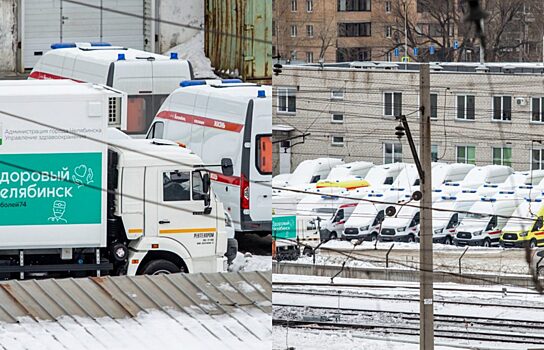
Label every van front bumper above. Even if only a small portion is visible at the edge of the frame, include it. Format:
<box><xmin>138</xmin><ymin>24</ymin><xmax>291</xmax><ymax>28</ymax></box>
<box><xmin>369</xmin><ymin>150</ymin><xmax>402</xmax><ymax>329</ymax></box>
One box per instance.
<box><xmin>454</xmin><ymin>238</ymin><xmax>486</xmax><ymax>246</ymax></box>
<box><xmin>380</xmin><ymin>234</ymin><xmax>412</xmax><ymax>243</ymax></box>
<box><xmin>500</xmin><ymin>240</ymin><xmax>525</xmax><ymax>248</ymax></box>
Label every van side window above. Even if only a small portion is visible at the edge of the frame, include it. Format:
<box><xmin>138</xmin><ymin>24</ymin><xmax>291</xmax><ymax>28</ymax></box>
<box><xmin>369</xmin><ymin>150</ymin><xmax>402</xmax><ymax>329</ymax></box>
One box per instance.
<box><xmin>310</xmin><ymin>175</ymin><xmax>321</xmax><ymax>183</ymax></box>
<box><xmin>533</xmin><ymin>217</ymin><xmax>543</xmax><ymax>232</ymax></box>
<box><xmin>256</xmin><ymin>135</ymin><xmax>272</xmax><ymax>174</ymax></box>
<box><xmin>192</xmin><ymin>171</ymin><xmax>205</xmax><ymax>201</ymax></box>
<box><xmin>333</xmin><ymin>209</ymin><xmax>344</xmax><ymax>223</ymax></box>
<box><xmin>447</xmin><ymin>213</ymin><xmax>459</xmax><ymax>229</ymax></box>
<box><xmin>149</xmin><ymin>122</ymin><xmax>164</xmax><ymax>139</ymax></box>
<box><xmin>486</xmin><ymin>215</ymin><xmax>498</xmax><ymax>231</ymax></box>
<box><xmin>384</xmin><ymin>176</ymin><xmax>394</xmax><ymax>185</ymax></box>
<box><xmin>410</xmin><ymin>212</ymin><xmax>420</xmax><ymax>227</ymax></box>
<box><xmin>414</xmin><ymin>179</ymin><xmax>420</xmax><ymax>186</ymax></box>
<box><xmin>163</xmin><ymin>171</ymin><xmax>190</xmax><ymax>202</ymax></box>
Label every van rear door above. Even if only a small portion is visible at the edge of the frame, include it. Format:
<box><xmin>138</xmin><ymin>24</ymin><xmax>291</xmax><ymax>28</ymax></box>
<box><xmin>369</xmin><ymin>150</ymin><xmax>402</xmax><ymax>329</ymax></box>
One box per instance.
<box><xmin>246</xmin><ymin>94</ymin><xmax>272</xmax><ymax>230</ymax></box>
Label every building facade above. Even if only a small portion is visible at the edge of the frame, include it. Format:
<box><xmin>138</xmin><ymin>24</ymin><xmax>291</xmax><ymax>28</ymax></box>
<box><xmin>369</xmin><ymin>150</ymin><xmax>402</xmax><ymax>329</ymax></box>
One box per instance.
<box><xmin>273</xmin><ymin>62</ymin><xmax>544</xmax><ymax>174</ymax></box>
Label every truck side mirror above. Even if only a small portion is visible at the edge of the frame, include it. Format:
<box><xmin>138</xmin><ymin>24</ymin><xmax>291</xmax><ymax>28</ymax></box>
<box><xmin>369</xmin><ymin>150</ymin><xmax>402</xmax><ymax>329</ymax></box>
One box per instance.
<box><xmin>221</xmin><ymin>158</ymin><xmax>234</xmax><ymax>176</ymax></box>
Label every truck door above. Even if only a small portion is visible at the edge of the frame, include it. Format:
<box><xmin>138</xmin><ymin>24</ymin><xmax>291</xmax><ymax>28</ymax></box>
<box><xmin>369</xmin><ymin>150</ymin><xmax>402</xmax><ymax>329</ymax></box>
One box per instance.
<box><xmin>156</xmin><ymin>168</ymin><xmax>217</xmax><ymax>259</ymax></box>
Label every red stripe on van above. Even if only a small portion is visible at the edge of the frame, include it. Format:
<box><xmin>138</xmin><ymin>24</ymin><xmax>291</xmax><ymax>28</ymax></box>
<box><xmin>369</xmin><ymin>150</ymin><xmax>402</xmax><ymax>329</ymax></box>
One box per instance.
<box><xmin>156</xmin><ymin>110</ymin><xmax>244</xmax><ymax>133</ymax></box>
<box><xmin>210</xmin><ymin>171</ymin><xmax>240</xmax><ymax>186</ymax></box>
<box><xmin>29</xmin><ymin>71</ymin><xmax>83</xmax><ymax>83</ymax></box>
<box><xmin>339</xmin><ymin>203</ymin><xmax>358</xmax><ymax>209</ymax></box>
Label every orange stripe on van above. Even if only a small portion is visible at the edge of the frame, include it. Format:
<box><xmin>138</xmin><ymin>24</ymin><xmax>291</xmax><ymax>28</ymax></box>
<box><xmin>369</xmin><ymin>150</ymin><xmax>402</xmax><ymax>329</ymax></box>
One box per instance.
<box><xmin>156</xmin><ymin>110</ymin><xmax>244</xmax><ymax>133</ymax></box>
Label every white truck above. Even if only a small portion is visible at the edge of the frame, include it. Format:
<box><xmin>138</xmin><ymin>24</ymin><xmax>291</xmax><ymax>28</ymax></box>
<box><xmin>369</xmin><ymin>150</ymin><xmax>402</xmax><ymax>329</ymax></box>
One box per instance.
<box><xmin>147</xmin><ymin>80</ymin><xmax>271</xmax><ymax>234</ymax></box>
<box><xmin>30</xmin><ymin>42</ymin><xmax>193</xmax><ymax>135</ymax></box>
<box><xmin>0</xmin><ymin>81</ymin><xmax>234</xmax><ymax>279</ymax></box>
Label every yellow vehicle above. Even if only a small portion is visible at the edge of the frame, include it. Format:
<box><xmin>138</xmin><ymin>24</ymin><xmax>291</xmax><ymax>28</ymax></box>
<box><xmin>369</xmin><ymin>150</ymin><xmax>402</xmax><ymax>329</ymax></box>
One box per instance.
<box><xmin>500</xmin><ymin>199</ymin><xmax>544</xmax><ymax>248</ymax></box>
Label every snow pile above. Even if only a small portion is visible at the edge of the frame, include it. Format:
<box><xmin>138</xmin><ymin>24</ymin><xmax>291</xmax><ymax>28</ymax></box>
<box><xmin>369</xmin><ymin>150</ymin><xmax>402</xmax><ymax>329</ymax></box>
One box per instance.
<box><xmin>1</xmin><ymin>309</ymin><xmax>271</xmax><ymax>350</ymax></box>
<box><xmin>229</xmin><ymin>252</ymin><xmax>272</xmax><ymax>272</ymax></box>
<box><xmin>164</xmin><ymin>31</ymin><xmax>217</xmax><ymax>79</ymax></box>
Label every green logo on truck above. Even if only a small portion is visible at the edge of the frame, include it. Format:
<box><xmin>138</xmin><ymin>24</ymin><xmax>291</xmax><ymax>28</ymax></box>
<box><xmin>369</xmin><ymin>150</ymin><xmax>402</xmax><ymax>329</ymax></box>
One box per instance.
<box><xmin>0</xmin><ymin>153</ymin><xmax>102</xmax><ymax>226</ymax></box>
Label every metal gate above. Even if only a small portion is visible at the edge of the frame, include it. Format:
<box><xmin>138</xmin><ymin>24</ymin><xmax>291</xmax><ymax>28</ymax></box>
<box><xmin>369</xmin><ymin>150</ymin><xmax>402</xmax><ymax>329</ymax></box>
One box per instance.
<box><xmin>22</xmin><ymin>0</ymin><xmax>150</xmax><ymax>69</ymax></box>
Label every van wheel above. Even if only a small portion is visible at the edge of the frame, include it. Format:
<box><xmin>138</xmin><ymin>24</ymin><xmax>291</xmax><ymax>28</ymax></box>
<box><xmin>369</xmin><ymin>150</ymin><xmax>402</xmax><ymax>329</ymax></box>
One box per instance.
<box><xmin>538</xmin><ymin>266</ymin><xmax>544</xmax><ymax>277</ymax></box>
<box><xmin>445</xmin><ymin>236</ymin><xmax>453</xmax><ymax>245</ymax></box>
<box><xmin>530</xmin><ymin>239</ymin><xmax>537</xmax><ymax>249</ymax></box>
<box><xmin>370</xmin><ymin>233</ymin><xmax>378</xmax><ymax>242</ymax></box>
<box><xmin>407</xmin><ymin>235</ymin><xmax>415</xmax><ymax>243</ymax></box>
<box><xmin>482</xmin><ymin>238</ymin><xmax>491</xmax><ymax>248</ymax></box>
<box><xmin>141</xmin><ymin>259</ymin><xmax>182</xmax><ymax>275</ymax></box>
<box><xmin>329</xmin><ymin>231</ymin><xmax>338</xmax><ymax>240</ymax></box>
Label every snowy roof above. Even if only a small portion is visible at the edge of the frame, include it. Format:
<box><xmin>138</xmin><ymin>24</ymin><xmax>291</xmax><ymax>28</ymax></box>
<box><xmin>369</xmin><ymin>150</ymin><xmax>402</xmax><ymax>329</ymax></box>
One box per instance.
<box><xmin>0</xmin><ymin>272</ymin><xmax>272</xmax><ymax>348</ymax></box>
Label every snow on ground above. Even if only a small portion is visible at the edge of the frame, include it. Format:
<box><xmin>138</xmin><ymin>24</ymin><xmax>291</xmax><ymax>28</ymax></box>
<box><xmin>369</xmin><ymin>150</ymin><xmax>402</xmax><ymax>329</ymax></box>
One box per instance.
<box><xmin>164</xmin><ymin>31</ymin><xmax>217</xmax><ymax>79</ymax></box>
<box><xmin>273</xmin><ymin>327</ymin><xmax>461</xmax><ymax>350</ymax></box>
<box><xmin>0</xmin><ymin>308</ymin><xmax>271</xmax><ymax>350</ymax></box>
<box><xmin>229</xmin><ymin>252</ymin><xmax>272</xmax><ymax>272</ymax></box>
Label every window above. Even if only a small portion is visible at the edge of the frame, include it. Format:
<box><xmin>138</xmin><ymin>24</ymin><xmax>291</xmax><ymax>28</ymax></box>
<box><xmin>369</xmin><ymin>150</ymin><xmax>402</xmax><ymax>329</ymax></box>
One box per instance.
<box><xmin>456</xmin><ymin>146</ymin><xmax>476</xmax><ymax>164</ymax></box>
<box><xmin>447</xmin><ymin>213</ymin><xmax>459</xmax><ymax>229</ymax></box>
<box><xmin>531</xmin><ymin>97</ymin><xmax>544</xmax><ymax>122</ymax></box>
<box><xmin>331</xmin><ymin>88</ymin><xmax>344</xmax><ymax>99</ymax></box>
<box><xmin>277</xmin><ymin>87</ymin><xmax>296</xmax><ymax>113</ymax></box>
<box><xmin>291</xmin><ymin>0</ymin><xmax>297</xmax><ymax>11</ymax></box>
<box><xmin>533</xmin><ymin>217</ymin><xmax>543</xmax><ymax>232</ymax></box>
<box><xmin>430</xmin><ymin>93</ymin><xmax>438</xmax><ymax>119</ymax></box>
<box><xmin>384</xmin><ymin>92</ymin><xmax>402</xmax><ymax>117</ymax></box>
<box><xmin>385</xmin><ymin>0</ymin><xmax>391</xmax><ymax>12</ymax></box>
<box><xmin>333</xmin><ymin>209</ymin><xmax>344</xmax><ymax>223</ymax></box>
<box><xmin>338</xmin><ymin>22</ymin><xmax>371</xmax><ymax>37</ymax></box>
<box><xmin>331</xmin><ymin>113</ymin><xmax>344</xmax><ymax>123</ymax></box>
<box><xmin>290</xmin><ymin>25</ymin><xmax>297</xmax><ymax>37</ymax></box>
<box><xmin>532</xmin><ymin>149</ymin><xmax>544</xmax><ymax>170</ymax></box>
<box><xmin>410</xmin><ymin>212</ymin><xmax>420</xmax><ymax>227</ymax></box>
<box><xmin>148</xmin><ymin>121</ymin><xmax>164</xmax><ymax>139</ymax></box>
<box><xmin>337</xmin><ymin>47</ymin><xmax>371</xmax><ymax>61</ymax></box>
<box><xmin>384</xmin><ymin>142</ymin><xmax>402</xmax><ymax>164</ymax></box>
<box><xmin>127</xmin><ymin>97</ymin><xmax>147</xmax><ymax>133</ymax></box>
<box><xmin>306</xmin><ymin>51</ymin><xmax>314</xmax><ymax>63</ymax></box>
<box><xmin>192</xmin><ymin>171</ymin><xmax>206</xmax><ymax>201</ymax></box>
<box><xmin>456</xmin><ymin>95</ymin><xmax>475</xmax><ymax>120</ymax></box>
<box><xmin>486</xmin><ymin>215</ymin><xmax>498</xmax><ymax>231</ymax></box>
<box><xmin>492</xmin><ymin>96</ymin><xmax>512</xmax><ymax>121</ymax></box>
<box><xmin>306</xmin><ymin>0</ymin><xmax>313</xmax><ymax>12</ymax></box>
<box><xmin>331</xmin><ymin>136</ymin><xmax>345</xmax><ymax>146</ymax></box>
<box><xmin>385</xmin><ymin>25</ymin><xmax>392</xmax><ymax>38</ymax></box>
<box><xmin>338</xmin><ymin>0</ymin><xmax>371</xmax><ymax>11</ymax></box>
<box><xmin>163</xmin><ymin>171</ymin><xmax>191</xmax><ymax>202</ymax></box>
<box><xmin>492</xmin><ymin>147</ymin><xmax>512</xmax><ymax>167</ymax></box>
<box><xmin>431</xmin><ymin>144</ymin><xmax>438</xmax><ymax>162</ymax></box>
<box><xmin>306</xmin><ymin>24</ymin><xmax>314</xmax><ymax>37</ymax></box>
<box><xmin>256</xmin><ymin>135</ymin><xmax>272</xmax><ymax>174</ymax></box>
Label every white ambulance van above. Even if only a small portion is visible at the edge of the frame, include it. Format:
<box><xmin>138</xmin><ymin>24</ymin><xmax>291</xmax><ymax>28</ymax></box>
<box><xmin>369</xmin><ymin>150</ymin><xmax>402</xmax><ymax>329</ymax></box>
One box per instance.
<box><xmin>29</xmin><ymin>42</ymin><xmax>193</xmax><ymax>135</ymax></box>
<box><xmin>147</xmin><ymin>80</ymin><xmax>272</xmax><ymax>234</ymax></box>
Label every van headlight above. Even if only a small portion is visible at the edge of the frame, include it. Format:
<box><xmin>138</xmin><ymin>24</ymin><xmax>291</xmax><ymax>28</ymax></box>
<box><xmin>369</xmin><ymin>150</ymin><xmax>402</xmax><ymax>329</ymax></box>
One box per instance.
<box><xmin>434</xmin><ymin>228</ymin><xmax>443</xmax><ymax>235</ymax></box>
<box><xmin>520</xmin><ymin>231</ymin><xmax>529</xmax><ymax>237</ymax></box>
<box><xmin>397</xmin><ymin>227</ymin><xmax>406</xmax><ymax>232</ymax></box>
<box><xmin>360</xmin><ymin>225</ymin><xmax>369</xmax><ymax>231</ymax></box>
<box><xmin>473</xmin><ymin>230</ymin><xmax>483</xmax><ymax>236</ymax></box>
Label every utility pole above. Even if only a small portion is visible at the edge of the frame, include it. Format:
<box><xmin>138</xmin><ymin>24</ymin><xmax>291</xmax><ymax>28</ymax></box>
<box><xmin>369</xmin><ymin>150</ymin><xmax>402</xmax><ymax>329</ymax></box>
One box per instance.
<box><xmin>419</xmin><ymin>63</ymin><xmax>434</xmax><ymax>349</ymax></box>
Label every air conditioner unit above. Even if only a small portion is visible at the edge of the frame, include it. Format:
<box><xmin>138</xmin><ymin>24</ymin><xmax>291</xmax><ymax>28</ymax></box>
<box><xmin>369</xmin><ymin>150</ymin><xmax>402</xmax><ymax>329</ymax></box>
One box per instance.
<box><xmin>516</xmin><ymin>97</ymin><xmax>527</xmax><ymax>106</ymax></box>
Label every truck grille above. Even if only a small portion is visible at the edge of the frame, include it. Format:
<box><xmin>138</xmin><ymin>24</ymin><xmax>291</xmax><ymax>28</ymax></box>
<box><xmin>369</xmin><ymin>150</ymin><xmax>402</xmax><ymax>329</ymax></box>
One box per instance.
<box><xmin>457</xmin><ymin>231</ymin><xmax>472</xmax><ymax>239</ymax></box>
<box><xmin>502</xmin><ymin>233</ymin><xmax>518</xmax><ymax>241</ymax></box>
<box><xmin>344</xmin><ymin>228</ymin><xmax>359</xmax><ymax>235</ymax></box>
<box><xmin>381</xmin><ymin>228</ymin><xmax>396</xmax><ymax>236</ymax></box>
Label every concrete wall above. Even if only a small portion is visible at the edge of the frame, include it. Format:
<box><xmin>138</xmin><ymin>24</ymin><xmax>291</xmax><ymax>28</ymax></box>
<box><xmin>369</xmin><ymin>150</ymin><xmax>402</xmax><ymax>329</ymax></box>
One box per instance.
<box><xmin>0</xmin><ymin>0</ymin><xmax>16</xmax><ymax>73</ymax></box>
<box><xmin>273</xmin><ymin>65</ymin><xmax>544</xmax><ymax>173</ymax></box>
<box><xmin>158</xmin><ymin>0</ymin><xmax>203</xmax><ymax>53</ymax></box>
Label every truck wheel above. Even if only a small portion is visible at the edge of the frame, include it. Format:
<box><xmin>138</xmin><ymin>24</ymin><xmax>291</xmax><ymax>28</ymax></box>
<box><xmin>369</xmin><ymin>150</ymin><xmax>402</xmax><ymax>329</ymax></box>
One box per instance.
<box><xmin>538</xmin><ymin>266</ymin><xmax>544</xmax><ymax>277</ymax></box>
<box><xmin>482</xmin><ymin>238</ymin><xmax>491</xmax><ymax>247</ymax></box>
<box><xmin>370</xmin><ymin>233</ymin><xmax>378</xmax><ymax>242</ymax></box>
<box><xmin>141</xmin><ymin>259</ymin><xmax>181</xmax><ymax>275</ymax></box>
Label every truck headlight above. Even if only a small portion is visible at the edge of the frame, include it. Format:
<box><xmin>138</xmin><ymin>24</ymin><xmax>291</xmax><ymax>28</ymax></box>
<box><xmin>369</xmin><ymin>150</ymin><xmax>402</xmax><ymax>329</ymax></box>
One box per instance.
<box><xmin>473</xmin><ymin>230</ymin><xmax>483</xmax><ymax>236</ymax></box>
<box><xmin>397</xmin><ymin>227</ymin><xmax>406</xmax><ymax>232</ymax></box>
<box><xmin>434</xmin><ymin>228</ymin><xmax>443</xmax><ymax>235</ymax></box>
<box><xmin>360</xmin><ymin>225</ymin><xmax>369</xmax><ymax>231</ymax></box>
<box><xmin>520</xmin><ymin>231</ymin><xmax>529</xmax><ymax>237</ymax></box>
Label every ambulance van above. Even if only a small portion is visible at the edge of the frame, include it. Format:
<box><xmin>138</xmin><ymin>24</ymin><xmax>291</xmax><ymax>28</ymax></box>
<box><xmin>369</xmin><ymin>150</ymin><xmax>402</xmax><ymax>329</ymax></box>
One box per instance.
<box><xmin>30</xmin><ymin>42</ymin><xmax>193</xmax><ymax>135</ymax></box>
<box><xmin>147</xmin><ymin>80</ymin><xmax>272</xmax><ymax>234</ymax></box>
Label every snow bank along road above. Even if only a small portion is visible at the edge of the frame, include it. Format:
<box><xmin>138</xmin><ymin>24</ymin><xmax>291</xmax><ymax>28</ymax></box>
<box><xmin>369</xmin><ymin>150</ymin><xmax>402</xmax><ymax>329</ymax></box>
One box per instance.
<box><xmin>273</xmin><ymin>275</ymin><xmax>544</xmax><ymax>349</ymax></box>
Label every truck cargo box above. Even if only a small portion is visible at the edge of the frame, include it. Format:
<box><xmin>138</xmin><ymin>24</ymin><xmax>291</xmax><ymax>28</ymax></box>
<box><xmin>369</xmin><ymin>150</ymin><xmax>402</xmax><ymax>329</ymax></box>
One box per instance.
<box><xmin>0</xmin><ymin>80</ymin><xmax>110</xmax><ymax>249</ymax></box>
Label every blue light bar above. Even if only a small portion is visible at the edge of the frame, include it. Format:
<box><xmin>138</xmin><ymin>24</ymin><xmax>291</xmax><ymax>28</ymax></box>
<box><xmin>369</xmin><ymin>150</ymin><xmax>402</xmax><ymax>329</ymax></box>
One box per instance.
<box><xmin>117</xmin><ymin>53</ymin><xmax>126</xmax><ymax>61</ymax></box>
<box><xmin>222</xmin><ymin>79</ymin><xmax>243</xmax><ymax>84</ymax></box>
<box><xmin>441</xmin><ymin>196</ymin><xmax>457</xmax><ymax>200</ymax></box>
<box><xmin>462</xmin><ymin>189</ymin><xmax>476</xmax><ymax>193</ymax></box>
<box><xmin>368</xmin><ymin>193</ymin><xmax>383</xmax><ymax>197</ymax></box>
<box><xmin>170</xmin><ymin>52</ymin><xmax>178</xmax><ymax>60</ymax></box>
<box><xmin>257</xmin><ymin>90</ymin><xmax>266</xmax><ymax>98</ymax></box>
<box><xmin>433</xmin><ymin>189</ymin><xmax>442</xmax><ymax>192</ymax></box>
<box><xmin>90</xmin><ymin>42</ymin><xmax>111</xmax><ymax>47</ymax></box>
<box><xmin>499</xmin><ymin>190</ymin><xmax>514</xmax><ymax>194</ymax></box>
<box><xmin>51</xmin><ymin>42</ymin><xmax>76</xmax><ymax>49</ymax></box>
<box><xmin>180</xmin><ymin>80</ymin><xmax>207</xmax><ymax>87</ymax></box>
<box><xmin>481</xmin><ymin>197</ymin><xmax>497</xmax><ymax>202</ymax></box>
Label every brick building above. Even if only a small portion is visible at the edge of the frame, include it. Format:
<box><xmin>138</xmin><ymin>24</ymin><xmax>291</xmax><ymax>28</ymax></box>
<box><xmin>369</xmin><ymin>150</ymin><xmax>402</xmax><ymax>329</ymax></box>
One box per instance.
<box><xmin>273</xmin><ymin>62</ymin><xmax>544</xmax><ymax>174</ymax></box>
